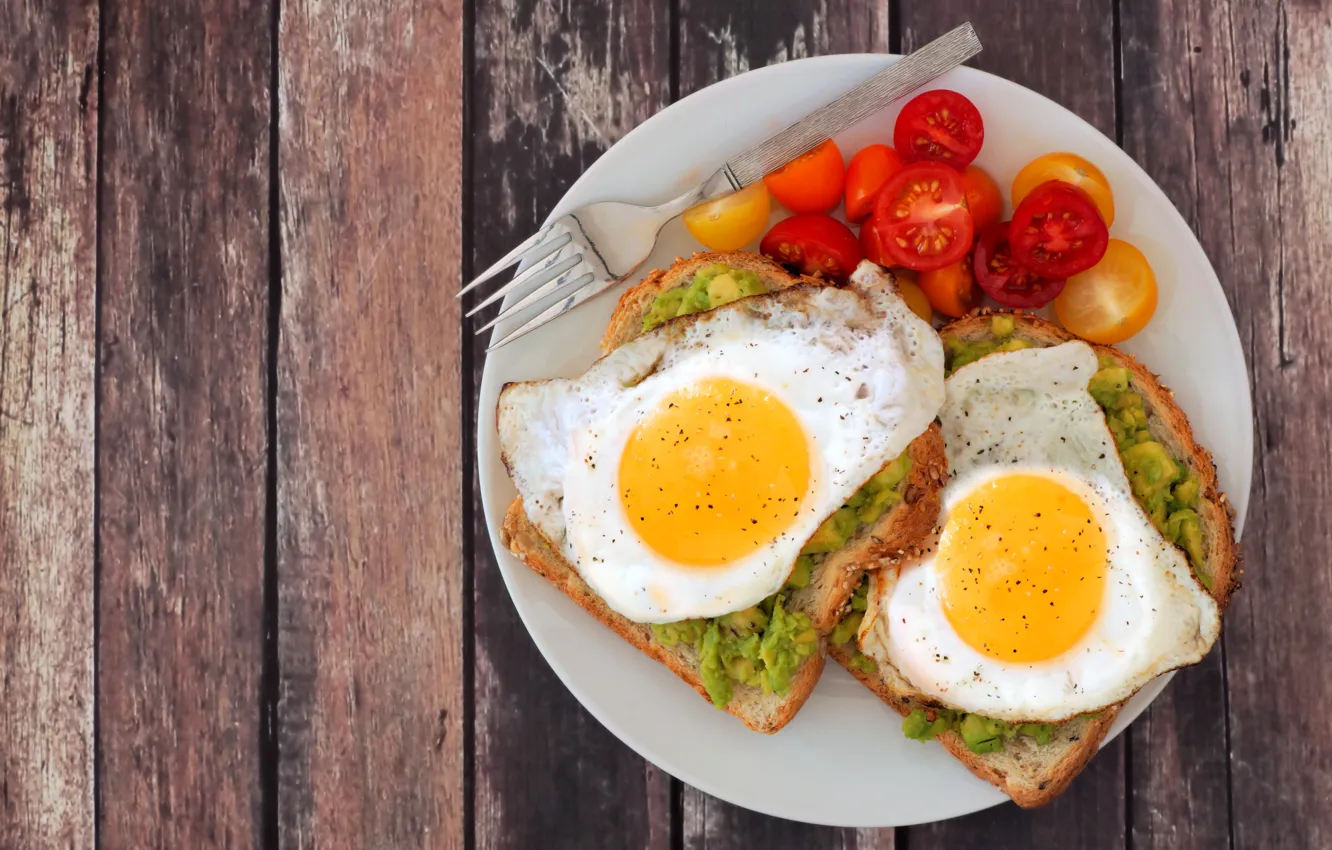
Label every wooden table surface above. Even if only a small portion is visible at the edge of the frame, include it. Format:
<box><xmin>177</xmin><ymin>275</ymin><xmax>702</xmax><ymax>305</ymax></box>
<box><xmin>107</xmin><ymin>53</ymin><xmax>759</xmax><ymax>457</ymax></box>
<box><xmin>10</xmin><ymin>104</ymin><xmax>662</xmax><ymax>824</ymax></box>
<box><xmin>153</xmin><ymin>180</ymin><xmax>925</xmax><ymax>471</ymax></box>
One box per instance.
<box><xmin>4</xmin><ymin>0</ymin><xmax>1330</xmax><ymax>847</ymax></box>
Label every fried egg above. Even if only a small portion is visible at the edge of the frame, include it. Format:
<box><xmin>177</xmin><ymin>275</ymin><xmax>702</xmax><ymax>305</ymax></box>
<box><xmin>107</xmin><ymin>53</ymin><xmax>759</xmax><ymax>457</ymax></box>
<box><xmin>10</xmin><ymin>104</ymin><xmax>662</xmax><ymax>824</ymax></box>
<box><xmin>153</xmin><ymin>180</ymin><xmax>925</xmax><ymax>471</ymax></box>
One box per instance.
<box><xmin>860</xmin><ymin>341</ymin><xmax>1220</xmax><ymax>722</ymax></box>
<box><xmin>498</xmin><ymin>263</ymin><xmax>943</xmax><ymax>623</ymax></box>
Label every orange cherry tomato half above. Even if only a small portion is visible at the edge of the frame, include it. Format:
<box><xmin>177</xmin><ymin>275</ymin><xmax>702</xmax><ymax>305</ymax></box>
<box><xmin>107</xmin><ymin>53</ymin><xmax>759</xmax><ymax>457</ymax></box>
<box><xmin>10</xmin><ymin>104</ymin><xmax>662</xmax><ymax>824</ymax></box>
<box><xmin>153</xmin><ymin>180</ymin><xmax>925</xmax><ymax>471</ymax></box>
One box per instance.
<box><xmin>871</xmin><ymin>162</ymin><xmax>974</xmax><ymax>272</ymax></box>
<box><xmin>918</xmin><ymin>256</ymin><xmax>980</xmax><ymax>318</ymax></box>
<box><xmin>764</xmin><ymin>139</ymin><xmax>846</xmax><ymax>214</ymax></box>
<box><xmin>1009</xmin><ymin>181</ymin><xmax>1110</xmax><ymax>278</ymax></box>
<box><xmin>894</xmin><ymin>89</ymin><xmax>985</xmax><ymax>168</ymax></box>
<box><xmin>844</xmin><ymin>144</ymin><xmax>905</xmax><ymax>223</ymax></box>
<box><xmin>1012</xmin><ymin>152</ymin><xmax>1115</xmax><ymax>227</ymax></box>
<box><xmin>1054</xmin><ymin>239</ymin><xmax>1158</xmax><ymax>343</ymax></box>
<box><xmin>897</xmin><ymin>278</ymin><xmax>934</xmax><ymax>322</ymax></box>
<box><xmin>682</xmin><ymin>182</ymin><xmax>772</xmax><ymax>251</ymax></box>
<box><xmin>759</xmin><ymin>214</ymin><xmax>864</xmax><ymax>282</ymax></box>
<box><xmin>960</xmin><ymin>165</ymin><xmax>1003</xmax><ymax>232</ymax></box>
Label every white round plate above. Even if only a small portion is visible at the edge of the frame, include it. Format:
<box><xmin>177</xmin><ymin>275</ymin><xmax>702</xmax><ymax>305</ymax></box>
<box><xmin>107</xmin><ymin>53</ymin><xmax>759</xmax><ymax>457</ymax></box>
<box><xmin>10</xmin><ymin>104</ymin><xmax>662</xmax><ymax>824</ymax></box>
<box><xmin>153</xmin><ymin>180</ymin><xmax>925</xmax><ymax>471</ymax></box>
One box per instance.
<box><xmin>476</xmin><ymin>55</ymin><xmax>1252</xmax><ymax>827</ymax></box>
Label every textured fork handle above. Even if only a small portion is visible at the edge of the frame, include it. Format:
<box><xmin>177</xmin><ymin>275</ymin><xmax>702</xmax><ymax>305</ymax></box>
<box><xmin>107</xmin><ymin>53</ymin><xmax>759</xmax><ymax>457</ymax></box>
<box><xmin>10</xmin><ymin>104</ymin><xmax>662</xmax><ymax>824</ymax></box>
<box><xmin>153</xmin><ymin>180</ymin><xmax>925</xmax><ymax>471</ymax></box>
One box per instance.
<box><xmin>722</xmin><ymin>23</ymin><xmax>983</xmax><ymax>188</ymax></box>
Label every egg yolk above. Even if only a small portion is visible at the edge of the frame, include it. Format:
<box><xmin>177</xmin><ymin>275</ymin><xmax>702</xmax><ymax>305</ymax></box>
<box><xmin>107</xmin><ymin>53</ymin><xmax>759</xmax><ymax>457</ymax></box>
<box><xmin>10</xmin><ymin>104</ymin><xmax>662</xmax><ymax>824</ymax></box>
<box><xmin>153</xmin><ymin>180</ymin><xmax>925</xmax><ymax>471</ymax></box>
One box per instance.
<box><xmin>619</xmin><ymin>378</ymin><xmax>811</xmax><ymax>566</ymax></box>
<box><xmin>935</xmin><ymin>474</ymin><xmax>1107</xmax><ymax>663</ymax></box>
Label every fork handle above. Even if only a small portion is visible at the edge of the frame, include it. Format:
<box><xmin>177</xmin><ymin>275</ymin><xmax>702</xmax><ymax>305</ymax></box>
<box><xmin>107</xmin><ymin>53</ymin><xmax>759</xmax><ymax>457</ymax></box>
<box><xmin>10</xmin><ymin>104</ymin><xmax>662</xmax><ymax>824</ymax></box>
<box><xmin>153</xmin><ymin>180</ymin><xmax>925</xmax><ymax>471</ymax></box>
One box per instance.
<box><xmin>720</xmin><ymin>23</ymin><xmax>983</xmax><ymax>189</ymax></box>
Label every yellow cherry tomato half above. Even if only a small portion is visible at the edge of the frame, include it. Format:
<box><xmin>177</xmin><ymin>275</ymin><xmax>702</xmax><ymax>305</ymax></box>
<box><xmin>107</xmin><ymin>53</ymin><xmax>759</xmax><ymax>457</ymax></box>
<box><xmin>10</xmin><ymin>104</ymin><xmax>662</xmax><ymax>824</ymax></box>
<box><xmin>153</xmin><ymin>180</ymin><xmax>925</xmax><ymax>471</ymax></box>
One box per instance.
<box><xmin>1054</xmin><ymin>239</ymin><xmax>1158</xmax><ymax>343</ymax></box>
<box><xmin>1011</xmin><ymin>152</ymin><xmax>1115</xmax><ymax>227</ymax></box>
<box><xmin>683</xmin><ymin>182</ymin><xmax>772</xmax><ymax>251</ymax></box>
<box><xmin>898</xmin><ymin>278</ymin><xmax>934</xmax><ymax>322</ymax></box>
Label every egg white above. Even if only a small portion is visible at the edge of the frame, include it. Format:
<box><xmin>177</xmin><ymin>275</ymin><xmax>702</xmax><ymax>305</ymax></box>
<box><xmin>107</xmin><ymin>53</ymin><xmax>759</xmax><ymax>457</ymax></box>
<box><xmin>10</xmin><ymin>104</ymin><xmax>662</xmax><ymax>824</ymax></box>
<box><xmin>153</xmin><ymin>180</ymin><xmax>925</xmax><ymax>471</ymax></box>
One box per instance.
<box><xmin>860</xmin><ymin>342</ymin><xmax>1221</xmax><ymax>722</ymax></box>
<box><xmin>498</xmin><ymin>265</ymin><xmax>944</xmax><ymax>623</ymax></box>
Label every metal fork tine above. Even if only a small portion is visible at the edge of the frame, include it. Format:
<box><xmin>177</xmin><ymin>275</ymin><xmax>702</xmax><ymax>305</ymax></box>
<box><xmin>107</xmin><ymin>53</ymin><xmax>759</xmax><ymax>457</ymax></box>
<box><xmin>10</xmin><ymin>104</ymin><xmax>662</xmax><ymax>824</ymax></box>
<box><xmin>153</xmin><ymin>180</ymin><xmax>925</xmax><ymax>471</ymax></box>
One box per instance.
<box><xmin>467</xmin><ymin>252</ymin><xmax>583</xmax><ymax>324</ymax></box>
<box><xmin>474</xmin><ymin>254</ymin><xmax>592</xmax><ymax>331</ymax></box>
<box><xmin>487</xmin><ymin>273</ymin><xmax>625</xmax><ymax>351</ymax></box>
<box><xmin>456</xmin><ymin>225</ymin><xmax>560</xmax><ymax>300</ymax></box>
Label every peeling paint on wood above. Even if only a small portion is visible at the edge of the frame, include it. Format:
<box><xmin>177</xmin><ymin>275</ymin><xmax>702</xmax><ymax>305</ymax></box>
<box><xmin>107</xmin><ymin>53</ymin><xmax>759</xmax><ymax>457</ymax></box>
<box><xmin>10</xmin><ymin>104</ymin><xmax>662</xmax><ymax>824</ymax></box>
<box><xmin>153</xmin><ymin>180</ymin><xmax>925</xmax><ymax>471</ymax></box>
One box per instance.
<box><xmin>0</xmin><ymin>2</ymin><xmax>97</xmax><ymax>847</ymax></box>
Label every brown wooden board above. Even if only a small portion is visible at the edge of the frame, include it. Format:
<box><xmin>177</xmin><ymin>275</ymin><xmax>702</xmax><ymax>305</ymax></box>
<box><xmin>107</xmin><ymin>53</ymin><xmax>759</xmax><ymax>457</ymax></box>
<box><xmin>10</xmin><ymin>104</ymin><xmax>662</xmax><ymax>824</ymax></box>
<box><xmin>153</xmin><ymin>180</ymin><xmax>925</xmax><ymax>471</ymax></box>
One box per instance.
<box><xmin>464</xmin><ymin>1</ymin><xmax>673</xmax><ymax>848</ymax></box>
<box><xmin>96</xmin><ymin>0</ymin><xmax>271</xmax><ymax>845</ymax></box>
<box><xmin>1121</xmin><ymin>0</ymin><xmax>1332</xmax><ymax>846</ymax></box>
<box><xmin>0</xmin><ymin>1</ymin><xmax>97</xmax><ymax>847</ymax></box>
<box><xmin>674</xmin><ymin>1</ymin><xmax>891</xmax><ymax>845</ymax></box>
<box><xmin>1118</xmin><ymin>1</ymin><xmax>1235</xmax><ymax>845</ymax></box>
<box><xmin>275</xmin><ymin>0</ymin><xmax>466</xmax><ymax>846</ymax></box>
<box><xmin>898</xmin><ymin>3</ymin><xmax>1125</xmax><ymax>845</ymax></box>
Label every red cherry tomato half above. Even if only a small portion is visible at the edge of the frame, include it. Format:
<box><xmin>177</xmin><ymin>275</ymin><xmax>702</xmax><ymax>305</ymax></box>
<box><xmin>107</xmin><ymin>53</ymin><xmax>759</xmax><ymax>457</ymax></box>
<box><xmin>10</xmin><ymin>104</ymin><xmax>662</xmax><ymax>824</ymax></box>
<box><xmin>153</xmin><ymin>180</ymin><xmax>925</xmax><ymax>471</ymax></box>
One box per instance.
<box><xmin>844</xmin><ymin>144</ymin><xmax>905</xmax><ymax>223</ymax></box>
<box><xmin>871</xmin><ymin>162</ymin><xmax>974</xmax><ymax>272</ymax></box>
<box><xmin>973</xmin><ymin>222</ymin><xmax>1067</xmax><ymax>308</ymax></box>
<box><xmin>893</xmin><ymin>89</ymin><xmax>985</xmax><ymax>168</ymax></box>
<box><xmin>759</xmin><ymin>214</ymin><xmax>864</xmax><ymax>282</ymax></box>
<box><xmin>859</xmin><ymin>216</ymin><xmax>892</xmax><ymax>267</ymax></box>
<box><xmin>1008</xmin><ymin>180</ymin><xmax>1110</xmax><ymax>278</ymax></box>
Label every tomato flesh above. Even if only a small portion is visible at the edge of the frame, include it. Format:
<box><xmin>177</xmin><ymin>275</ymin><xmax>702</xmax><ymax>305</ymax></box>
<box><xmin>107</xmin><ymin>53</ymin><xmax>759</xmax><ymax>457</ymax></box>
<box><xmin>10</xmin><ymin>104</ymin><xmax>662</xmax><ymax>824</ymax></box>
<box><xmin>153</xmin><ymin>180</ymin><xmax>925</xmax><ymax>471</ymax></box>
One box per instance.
<box><xmin>1054</xmin><ymin>239</ymin><xmax>1158</xmax><ymax>343</ymax></box>
<box><xmin>682</xmin><ymin>182</ymin><xmax>771</xmax><ymax>251</ymax></box>
<box><xmin>918</xmin><ymin>257</ymin><xmax>980</xmax><ymax>318</ymax></box>
<box><xmin>972</xmin><ymin>222</ymin><xmax>1066</xmax><ymax>308</ymax></box>
<box><xmin>759</xmin><ymin>214</ymin><xmax>864</xmax><ymax>282</ymax></box>
<box><xmin>764</xmin><ymin>139</ymin><xmax>846</xmax><ymax>214</ymax></box>
<box><xmin>894</xmin><ymin>90</ymin><xmax>985</xmax><ymax>168</ymax></box>
<box><xmin>960</xmin><ymin>165</ymin><xmax>1003</xmax><ymax>232</ymax></box>
<box><xmin>844</xmin><ymin>144</ymin><xmax>905</xmax><ymax>223</ymax></box>
<box><xmin>1008</xmin><ymin>181</ymin><xmax>1109</xmax><ymax>278</ymax></box>
<box><xmin>871</xmin><ymin>162</ymin><xmax>974</xmax><ymax>272</ymax></box>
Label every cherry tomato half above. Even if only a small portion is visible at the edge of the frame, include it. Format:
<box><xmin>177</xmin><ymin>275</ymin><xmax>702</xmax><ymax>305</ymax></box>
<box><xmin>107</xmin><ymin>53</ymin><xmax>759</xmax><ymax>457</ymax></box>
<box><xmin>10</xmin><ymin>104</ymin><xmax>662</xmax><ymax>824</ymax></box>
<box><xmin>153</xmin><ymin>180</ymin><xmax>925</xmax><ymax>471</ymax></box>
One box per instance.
<box><xmin>760</xmin><ymin>214</ymin><xmax>864</xmax><ymax>282</ymax></box>
<box><xmin>972</xmin><ymin>222</ymin><xmax>1066</xmax><ymax>308</ymax></box>
<box><xmin>859</xmin><ymin>216</ymin><xmax>892</xmax><ymax>267</ymax></box>
<box><xmin>894</xmin><ymin>89</ymin><xmax>985</xmax><ymax>168</ymax></box>
<box><xmin>682</xmin><ymin>182</ymin><xmax>771</xmax><ymax>251</ymax></box>
<box><xmin>918</xmin><ymin>256</ymin><xmax>980</xmax><ymax>318</ymax></box>
<box><xmin>1012</xmin><ymin>152</ymin><xmax>1115</xmax><ymax>227</ymax></box>
<box><xmin>871</xmin><ymin>162</ymin><xmax>974</xmax><ymax>272</ymax></box>
<box><xmin>1054</xmin><ymin>239</ymin><xmax>1158</xmax><ymax>343</ymax></box>
<box><xmin>960</xmin><ymin>165</ymin><xmax>1003</xmax><ymax>232</ymax></box>
<box><xmin>764</xmin><ymin>139</ymin><xmax>846</xmax><ymax>214</ymax></box>
<box><xmin>898</xmin><ymin>278</ymin><xmax>934</xmax><ymax>322</ymax></box>
<box><xmin>1008</xmin><ymin>181</ymin><xmax>1110</xmax><ymax>278</ymax></box>
<box><xmin>844</xmin><ymin>144</ymin><xmax>905</xmax><ymax>223</ymax></box>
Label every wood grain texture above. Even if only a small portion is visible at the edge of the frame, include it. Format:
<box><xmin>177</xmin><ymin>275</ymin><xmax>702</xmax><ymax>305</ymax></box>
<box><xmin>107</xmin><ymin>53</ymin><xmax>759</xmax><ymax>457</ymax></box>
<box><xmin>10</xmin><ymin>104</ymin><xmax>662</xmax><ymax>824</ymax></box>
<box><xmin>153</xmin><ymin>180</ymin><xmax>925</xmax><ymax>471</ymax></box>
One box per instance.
<box><xmin>899</xmin><ymin>2</ymin><xmax>1123</xmax><ymax>843</ymax></box>
<box><xmin>0</xmin><ymin>1</ymin><xmax>97</xmax><ymax>846</ymax></box>
<box><xmin>97</xmin><ymin>0</ymin><xmax>270</xmax><ymax>845</ymax></box>
<box><xmin>1118</xmin><ymin>1</ymin><xmax>1234</xmax><ymax>845</ymax></box>
<box><xmin>1121</xmin><ymin>0</ymin><xmax>1332</xmax><ymax>847</ymax></box>
<box><xmin>675</xmin><ymin>2</ymin><xmax>891</xmax><ymax>846</ymax></box>
<box><xmin>466</xmin><ymin>1</ymin><xmax>672</xmax><ymax>848</ymax></box>
<box><xmin>276</xmin><ymin>0</ymin><xmax>465</xmax><ymax>846</ymax></box>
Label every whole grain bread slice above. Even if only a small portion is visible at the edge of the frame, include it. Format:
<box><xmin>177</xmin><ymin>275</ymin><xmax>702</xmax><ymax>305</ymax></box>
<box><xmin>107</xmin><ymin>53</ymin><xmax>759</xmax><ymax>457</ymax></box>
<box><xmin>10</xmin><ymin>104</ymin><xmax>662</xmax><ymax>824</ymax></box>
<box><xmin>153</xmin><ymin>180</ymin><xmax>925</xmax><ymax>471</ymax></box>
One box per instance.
<box><xmin>499</xmin><ymin>252</ymin><xmax>947</xmax><ymax>732</ymax></box>
<box><xmin>834</xmin><ymin>310</ymin><xmax>1240</xmax><ymax>804</ymax></box>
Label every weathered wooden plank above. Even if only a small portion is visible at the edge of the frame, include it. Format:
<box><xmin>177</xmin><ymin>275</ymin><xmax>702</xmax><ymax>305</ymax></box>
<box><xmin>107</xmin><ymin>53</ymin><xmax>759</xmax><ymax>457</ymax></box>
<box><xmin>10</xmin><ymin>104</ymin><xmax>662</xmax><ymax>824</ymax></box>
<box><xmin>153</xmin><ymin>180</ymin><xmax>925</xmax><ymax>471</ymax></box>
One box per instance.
<box><xmin>1122</xmin><ymin>1</ymin><xmax>1332</xmax><ymax>846</ymax></box>
<box><xmin>276</xmin><ymin>0</ymin><xmax>465</xmax><ymax>846</ymax></box>
<box><xmin>899</xmin><ymin>3</ymin><xmax>1123</xmax><ymax>844</ymax></box>
<box><xmin>466</xmin><ymin>0</ymin><xmax>672</xmax><ymax>848</ymax></box>
<box><xmin>0</xmin><ymin>1</ymin><xmax>97</xmax><ymax>846</ymax></box>
<box><xmin>1117</xmin><ymin>1</ymin><xmax>1234</xmax><ymax>845</ymax></box>
<box><xmin>675</xmin><ymin>1</ymin><xmax>889</xmax><ymax>844</ymax></box>
<box><xmin>97</xmin><ymin>0</ymin><xmax>271</xmax><ymax>845</ymax></box>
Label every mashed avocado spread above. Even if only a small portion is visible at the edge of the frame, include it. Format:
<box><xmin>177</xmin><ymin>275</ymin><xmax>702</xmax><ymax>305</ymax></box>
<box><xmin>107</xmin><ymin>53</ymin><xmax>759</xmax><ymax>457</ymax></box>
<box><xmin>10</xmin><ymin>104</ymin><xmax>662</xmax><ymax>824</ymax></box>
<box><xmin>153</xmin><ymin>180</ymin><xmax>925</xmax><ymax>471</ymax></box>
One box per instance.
<box><xmin>641</xmin><ymin>264</ymin><xmax>768</xmax><ymax>333</ymax></box>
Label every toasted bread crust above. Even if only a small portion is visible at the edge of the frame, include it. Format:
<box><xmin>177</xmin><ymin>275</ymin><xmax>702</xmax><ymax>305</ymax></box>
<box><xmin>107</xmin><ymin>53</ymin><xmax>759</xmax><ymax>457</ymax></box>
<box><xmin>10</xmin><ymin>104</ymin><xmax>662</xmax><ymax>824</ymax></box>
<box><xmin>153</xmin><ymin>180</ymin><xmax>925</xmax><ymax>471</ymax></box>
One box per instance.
<box><xmin>792</xmin><ymin>423</ymin><xmax>947</xmax><ymax>632</ymax></box>
<box><xmin>834</xmin><ymin>310</ymin><xmax>1241</xmax><ymax>806</ymax></box>
<box><xmin>599</xmin><ymin>251</ymin><xmax>826</xmax><ymax>354</ymax></box>
<box><xmin>501</xmin><ymin>496</ymin><xmax>825</xmax><ymax>733</ymax></box>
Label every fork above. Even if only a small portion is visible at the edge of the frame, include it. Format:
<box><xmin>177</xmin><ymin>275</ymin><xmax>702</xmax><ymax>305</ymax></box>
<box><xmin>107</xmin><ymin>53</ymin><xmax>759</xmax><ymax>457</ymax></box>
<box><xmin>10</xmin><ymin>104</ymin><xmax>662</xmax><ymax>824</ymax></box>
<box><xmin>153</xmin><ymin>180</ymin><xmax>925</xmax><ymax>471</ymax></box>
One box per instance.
<box><xmin>461</xmin><ymin>23</ymin><xmax>983</xmax><ymax>351</ymax></box>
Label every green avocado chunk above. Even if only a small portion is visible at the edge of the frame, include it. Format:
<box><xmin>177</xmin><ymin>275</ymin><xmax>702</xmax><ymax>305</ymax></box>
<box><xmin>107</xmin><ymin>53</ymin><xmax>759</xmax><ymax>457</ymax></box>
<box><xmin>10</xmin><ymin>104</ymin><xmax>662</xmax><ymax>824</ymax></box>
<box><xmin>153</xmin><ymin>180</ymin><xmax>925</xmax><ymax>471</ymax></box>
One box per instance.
<box><xmin>785</xmin><ymin>554</ymin><xmax>813</xmax><ymax>590</ymax></box>
<box><xmin>687</xmin><ymin>594</ymin><xmax>817</xmax><ymax>709</ymax></box>
<box><xmin>801</xmin><ymin>506</ymin><xmax>860</xmax><ymax>555</ymax></box>
<box><xmin>944</xmin><ymin>335</ymin><xmax>1031</xmax><ymax>375</ymax></box>
<box><xmin>991</xmin><ymin>314</ymin><xmax>1016</xmax><ymax>339</ymax></box>
<box><xmin>959</xmin><ymin>714</ymin><xmax>1006</xmax><ymax>754</ymax></box>
<box><xmin>641</xmin><ymin>264</ymin><xmax>770</xmax><ymax>333</ymax></box>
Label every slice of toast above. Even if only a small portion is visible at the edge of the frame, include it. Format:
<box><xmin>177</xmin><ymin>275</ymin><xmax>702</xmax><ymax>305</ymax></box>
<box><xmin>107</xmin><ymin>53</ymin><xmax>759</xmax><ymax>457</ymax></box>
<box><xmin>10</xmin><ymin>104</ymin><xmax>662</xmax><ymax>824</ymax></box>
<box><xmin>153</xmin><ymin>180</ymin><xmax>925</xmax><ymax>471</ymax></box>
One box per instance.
<box><xmin>500</xmin><ymin>252</ymin><xmax>947</xmax><ymax>732</ymax></box>
<box><xmin>833</xmin><ymin>310</ymin><xmax>1240</xmax><ymax>805</ymax></box>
